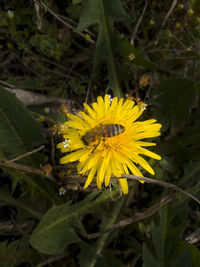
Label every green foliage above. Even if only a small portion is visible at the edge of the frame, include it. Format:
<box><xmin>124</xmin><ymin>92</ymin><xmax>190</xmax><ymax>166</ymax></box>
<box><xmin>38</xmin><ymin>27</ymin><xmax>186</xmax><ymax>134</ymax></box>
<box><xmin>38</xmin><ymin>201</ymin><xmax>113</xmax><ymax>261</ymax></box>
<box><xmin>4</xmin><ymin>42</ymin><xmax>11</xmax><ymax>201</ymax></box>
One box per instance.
<box><xmin>0</xmin><ymin>186</ymin><xmax>43</xmax><ymax>219</ymax></box>
<box><xmin>0</xmin><ymin>88</ymin><xmax>45</xmax><ymax>163</ymax></box>
<box><xmin>78</xmin><ymin>197</ymin><xmax>126</xmax><ymax>267</ymax></box>
<box><xmin>0</xmin><ymin>237</ymin><xmax>38</xmax><ymax>267</ymax></box>
<box><xmin>142</xmin><ymin>204</ymin><xmax>196</xmax><ymax>267</ymax></box>
<box><xmin>76</xmin><ymin>0</ymin><xmax>130</xmax><ymax>97</ymax></box>
<box><xmin>151</xmin><ymin>78</ymin><xmax>197</xmax><ymax>129</ymax></box>
<box><xmin>29</xmin><ymin>189</ymin><xmax>123</xmax><ymax>255</ymax></box>
<box><xmin>0</xmin><ymin>0</ymin><xmax>200</xmax><ymax>266</ymax></box>
<box><xmin>122</xmin><ymin>40</ymin><xmax>157</xmax><ymax>70</ymax></box>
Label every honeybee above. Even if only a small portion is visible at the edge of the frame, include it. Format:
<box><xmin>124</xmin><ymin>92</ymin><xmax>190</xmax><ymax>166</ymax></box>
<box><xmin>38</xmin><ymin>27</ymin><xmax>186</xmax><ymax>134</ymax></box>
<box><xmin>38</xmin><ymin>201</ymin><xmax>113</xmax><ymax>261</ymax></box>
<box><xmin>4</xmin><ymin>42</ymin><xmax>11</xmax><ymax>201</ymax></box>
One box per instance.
<box><xmin>81</xmin><ymin>124</ymin><xmax>125</xmax><ymax>146</ymax></box>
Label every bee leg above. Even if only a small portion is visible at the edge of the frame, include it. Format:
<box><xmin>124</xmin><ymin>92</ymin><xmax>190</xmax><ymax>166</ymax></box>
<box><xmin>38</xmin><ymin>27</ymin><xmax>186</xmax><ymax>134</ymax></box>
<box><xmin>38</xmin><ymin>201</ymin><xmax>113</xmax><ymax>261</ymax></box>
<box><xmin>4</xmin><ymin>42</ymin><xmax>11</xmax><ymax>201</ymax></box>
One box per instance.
<box><xmin>90</xmin><ymin>141</ymin><xmax>100</xmax><ymax>155</ymax></box>
<box><xmin>90</xmin><ymin>144</ymin><xmax>98</xmax><ymax>154</ymax></box>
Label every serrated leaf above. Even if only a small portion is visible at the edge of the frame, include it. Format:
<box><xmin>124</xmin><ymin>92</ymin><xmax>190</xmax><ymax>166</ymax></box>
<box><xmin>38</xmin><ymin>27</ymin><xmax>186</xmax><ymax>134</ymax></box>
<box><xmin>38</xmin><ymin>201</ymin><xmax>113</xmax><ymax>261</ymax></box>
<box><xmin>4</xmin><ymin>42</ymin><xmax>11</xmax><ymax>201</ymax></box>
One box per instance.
<box><xmin>0</xmin><ymin>237</ymin><xmax>39</xmax><ymax>267</ymax></box>
<box><xmin>75</xmin><ymin>0</ymin><xmax>129</xmax><ymax>32</ymax></box>
<box><xmin>103</xmin><ymin>1</ymin><xmax>130</xmax><ymax>22</ymax></box>
<box><xmin>151</xmin><ymin>79</ymin><xmax>197</xmax><ymax>129</ymax></box>
<box><xmin>29</xmin><ymin>191</ymin><xmax>103</xmax><ymax>255</ymax></box>
<box><xmin>30</xmin><ymin>202</ymin><xmax>81</xmax><ymax>255</ymax></box>
<box><xmin>0</xmin><ymin>241</ymin><xmax>18</xmax><ymax>267</ymax></box>
<box><xmin>76</xmin><ymin>0</ymin><xmax>130</xmax><ymax>97</ymax></box>
<box><xmin>75</xmin><ymin>0</ymin><xmax>100</xmax><ymax>32</ymax></box>
<box><xmin>0</xmin><ymin>88</ymin><xmax>45</xmax><ymax>163</ymax></box>
<box><xmin>29</xmin><ymin>189</ymin><xmax>120</xmax><ymax>255</ymax></box>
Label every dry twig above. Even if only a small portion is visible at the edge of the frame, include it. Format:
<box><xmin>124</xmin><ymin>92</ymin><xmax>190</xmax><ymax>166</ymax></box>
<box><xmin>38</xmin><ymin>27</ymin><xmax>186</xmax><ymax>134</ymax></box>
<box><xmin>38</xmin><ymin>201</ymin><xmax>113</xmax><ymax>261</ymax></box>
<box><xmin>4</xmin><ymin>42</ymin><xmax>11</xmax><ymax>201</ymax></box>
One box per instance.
<box><xmin>34</xmin><ymin>0</ymin><xmax>95</xmax><ymax>44</ymax></box>
<box><xmin>185</xmin><ymin>228</ymin><xmax>200</xmax><ymax>245</ymax></box>
<box><xmin>0</xmin><ymin>145</ymin><xmax>55</xmax><ymax>182</ymax></box>
<box><xmin>80</xmin><ymin>192</ymin><xmax>177</xmax><ymax>239</ymax></box>
<box><xmin>0</xmin><ymin>157</ymin><xmax>55</xmax><ymax>181</ymax></box>
<box><xmin>155</xmin><ymin>0</ymin><xmax>178</xmax><ymax>41</ymax></box>
<box><xmin>7</xmin><ymin>145</ymin><xmax>44</xmax><ymax>163</ymax></box>
<box><xmin>0</xmin><ymin>81</ymin><xmax>72</xmax><ymax>106</ymax></box>
<box><xmin>120</xmin><ymin>174</ymin><xmax>200</xmax><ymax>205</ymax></box>
<box><xmin>131</xmin><ymin>0</ymin><xmax>148</xmax><ymax>45</ymax></box>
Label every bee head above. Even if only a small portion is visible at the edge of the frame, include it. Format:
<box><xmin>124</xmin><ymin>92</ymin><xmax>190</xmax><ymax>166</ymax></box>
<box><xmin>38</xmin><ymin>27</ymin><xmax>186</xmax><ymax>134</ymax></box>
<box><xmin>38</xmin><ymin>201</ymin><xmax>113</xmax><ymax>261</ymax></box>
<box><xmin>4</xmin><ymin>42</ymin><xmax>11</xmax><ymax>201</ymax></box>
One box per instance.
<box><xmin>81</xmin><ymin>135</ymin><xmax>89</xmax><ymax>146</ymax></box>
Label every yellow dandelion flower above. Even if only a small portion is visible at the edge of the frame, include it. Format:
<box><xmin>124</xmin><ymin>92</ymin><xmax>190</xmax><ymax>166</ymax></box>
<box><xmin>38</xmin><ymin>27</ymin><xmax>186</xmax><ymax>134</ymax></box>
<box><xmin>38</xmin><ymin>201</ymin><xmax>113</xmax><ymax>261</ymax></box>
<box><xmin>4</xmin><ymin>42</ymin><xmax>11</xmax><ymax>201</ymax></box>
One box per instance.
<box><xmin>57</xmin><ymin>95</ymin><xmax>162</xmax><ymax>194</ymax></box>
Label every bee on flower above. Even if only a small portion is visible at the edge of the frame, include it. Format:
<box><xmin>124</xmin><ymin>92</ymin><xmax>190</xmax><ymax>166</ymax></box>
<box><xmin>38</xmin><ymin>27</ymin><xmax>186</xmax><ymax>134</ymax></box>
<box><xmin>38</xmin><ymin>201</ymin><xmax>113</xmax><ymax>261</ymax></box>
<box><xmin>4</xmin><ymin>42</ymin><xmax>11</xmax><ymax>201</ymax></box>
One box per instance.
<box><xmin>57</xmin><ymin>94</ymin><xmax>162</xmax><ymax>194</ymax></box>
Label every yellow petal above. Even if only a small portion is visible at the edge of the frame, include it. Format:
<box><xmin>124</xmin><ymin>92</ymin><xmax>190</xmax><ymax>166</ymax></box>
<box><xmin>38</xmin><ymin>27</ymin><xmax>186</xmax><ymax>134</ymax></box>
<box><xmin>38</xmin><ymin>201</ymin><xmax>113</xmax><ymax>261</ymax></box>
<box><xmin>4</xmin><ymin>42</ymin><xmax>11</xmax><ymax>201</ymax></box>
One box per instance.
<box><xmin>79</xmin><ymin>112</ymin><xmax>94</xmax><ymax>127</ymax></box>
<box><xmin>111</xmin><ymin>156</ymin><xmax>123</xmax><ymax>177</ymax></box>
<box><xmin>117</xmin><ymin>98</ymin><xmax>124</xmax><ymax>109</ymax></box>
<box><xmin>83</xmin><ymin>103</ymin><xmax>96</xmax><ymax>118</ymax></box>
<box><xmin>87</xmin><ymin>152</ymin><xmax>101</xmax><ymax>169</ymax></box>
<box><xmin>137</xmin><ymin>156</ymin><xmax>155</xmax><ymax>175</ymax></box>
<box><xmin>119</xmin><ymin>178</ymin><xmax>128</xmax><ymax>194</ymax></box>
<box><xmin>104</xmin><ymin>94</ymin><xmax>111</xmax><ymax>111</ymax></box>
<box><xmin>110</xmin><ymin>97</ymin><xmax>118</xmax><ymax>112</ymax></box>
<box><xmin>84</xmin><ymin>164</ymin><xmax>98</xmax><ymax>188</ymax></box>
<box><xmin>135</xmin><ymin>141</ymin><xmax>156</xmax><ymax>147</ymax></box>
<box><xmin>123</xmin><ymin>157</ymin><xmax>143</xmax><ymax>177</ymax></box>
<box><xmin>79</xmin><ymin>150</ymin><xmax>91</xmax><ymax>162</ymax></box>
<box><xmin>140</xmin><ymin>147</ymin><xmax>161</xmax><ymax>160</ymax></box>
<box><xmin>122</xmin><ymin>162</ymin><xmax>129</xmax><ymax>174</ymax></box>
<box><xmin>97</xmin><ymin>158</ymin><xmax>107</xmax><ymax>184</ymax></box>
<box><xmin>67</xmin><ymin>120</ymin><xmax>84</xmax><ymax>130</ymax></box>
<box><xmin>78</xmin><ymin>152</ymin><xmax>98</xmax><ymax>173</ymax></box>
<box><xmin>67</xmin><ymin>113</ymin><xmax>84</xmax><ymax>124</ymax></box>
<box><xmin>97</xmin><ymin>96</ymin><xmax>105</xmax><ymax>116</ymax></box>
<box><xmin>122</xmin><ymin>99</ymin><xmax>135</xmax><ymax>110</ymax></box>
<box><xmin>77</xmin><ymin>161</ymin><xmax>85</xmax><ymax>173</ymax></box>
<box><xmin>92</xmin><ymin>102</ymin><xmax>102</xmax><ymax>118</ymax></box>
<box><xmin>57</xmin><ymin>142</ymin><xmax>64</xmax><ymax>149</ymax></box>
<box><xmin>60</xmin><ymin>149</ymin><xmax>86</xmax><ymax>164</ymax></box>
<box><xmin>96</xmin><ymin>161</ymin><xmax>103</xmax><ymax>189</ymax></box>
<box><xmin>104</xmin><ymin>167</ymin><xmax>112</xmax><ymax>187</ymax></box>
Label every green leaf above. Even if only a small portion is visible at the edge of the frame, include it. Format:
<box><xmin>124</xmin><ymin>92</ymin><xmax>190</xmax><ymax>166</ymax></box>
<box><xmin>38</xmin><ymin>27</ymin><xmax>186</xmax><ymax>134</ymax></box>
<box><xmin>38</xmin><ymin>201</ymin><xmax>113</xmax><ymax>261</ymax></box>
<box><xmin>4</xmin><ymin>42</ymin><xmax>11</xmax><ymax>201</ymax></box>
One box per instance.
<box><xmin>142</xmin><ymin>244</ymin><xmax>159</xmax><ymax>267</ymax></box>
<box><xmin>103</xmin><ymin>1</ymin><xmax>130</xmax><ymax>22</ymax></box>
<box><xmin>1</xmin><ymin>165</ymin><xmax>61</xmax><ymax>204</ymax></box>
<box><xmin>75</xmin><ymin>0</ymin><xmax>129</xmax><ymax>32</ymax></box>
<box><xmin>143</xmin><ymin>203</ymin><xmax>189</xmax><ymax>267</ymax></box>
<box><xmin>169</xmin><ymin>249</ymin><xmax>192</xmax><ymax>267</ymax></box>
<box><xmin>76</xmin><ymin>0</ymin><xmax>130</xmax><ymax>97</ymax></box>
<box><xmin>178</xmin><ymin>127</ymin><xmax>200</xmax><ymax>147</ymax></box>
<box><xmin>0</xmin><ymin>186</ymin><xmax>43</xmax><ymax>219</ymax></box>
<box><xmin>0</xmin><ymin>88</ymin><xmax>45</xmax><ymax>163</ymax></box>
<box><xmin>78</xmin><ymin>197</ymin><xmax>126</xmax><ymax>267</ymax></box>
<box><xmin>151</xmin><ymin>79</ymin><xmax>197</xmax><ymax>129</ymax></box>
<box><xmin>171</xmin><ymin>241</ymin><xmax>200</xmax><ymax>267</ymax></box>
<box><xmin>30</xmin><ymin>201</ymin><xmax>81</xmax><ymax>255</ymax></box>
<box><xmin>0</xmin><ymin>241</ymin><xmax>18</xmax><ymax>267</ymax></box>
<box><xmin>73</xmin><ymin>0</ymin><xmax>84</xmax><ymax>4</ymax></box>
<box><xmin>75</xmin><ymin>0</ymin><xmax>100</xmax><ymax>32</ymax></box>
<box><xmin>29</xmin><ymin>191</ymin><xmax>101</xmax><ymax>255</ymax></box>
<box><xmin>122</xmin><ymin>39</ymin><xmax>157</xmax><ymax>70</ymax></box>
<box><xmin>95</xmin><ymin>19</ymin><xmax>122</xmax><ymax>97</ymax></box>
<box><xmin>30</xmin><ymin>189</ymin><xmax>120</xmax><ymax>255</ymax></box>
<box><xmin>151</xmin><ymin>206</ymin><xmax>168</xmax><ymax>263</ymax></box>
<box><xmin>0</xmin><ymin>237</ymin><xmax>39</xmax><ymax>267</ymax></box>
